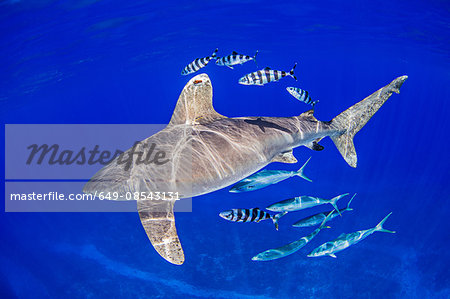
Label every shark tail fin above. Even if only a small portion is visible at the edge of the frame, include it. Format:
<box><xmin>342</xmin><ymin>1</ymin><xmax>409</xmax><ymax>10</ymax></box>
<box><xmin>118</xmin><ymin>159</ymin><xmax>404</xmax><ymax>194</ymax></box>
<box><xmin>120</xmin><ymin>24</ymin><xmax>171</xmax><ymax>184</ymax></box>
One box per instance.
<box><xmin>296</xmin><ymin>157</ymin><xmax>312</xmax><ymax>182</ymax></box>
<box><xmin>375</xmin><ymin>212</ymin><xmax>396</xmax><ymax>234</ymax></box>
<box><xmin>319</xmin><ymin>211</ymin><xmax>334</xmax><ymax>230</ymax></box>
<box><xmin>346</xmin><ymin>193</ymin><xmax>357</xmax><ymax>211</ymax></box>
<box><xmin>272</xmin><ymin>211</ymin><xmax>288</xmax><ymax>231</ymax></box>
<box><xmin>329</xmin><ymin>76</ymin><xmax>408</xmax><ymax>168</ymax></box>
<box><xmin>329</xmin><ymin>193</ymin><xmax>349</xmax><ymax>216</ymax></box>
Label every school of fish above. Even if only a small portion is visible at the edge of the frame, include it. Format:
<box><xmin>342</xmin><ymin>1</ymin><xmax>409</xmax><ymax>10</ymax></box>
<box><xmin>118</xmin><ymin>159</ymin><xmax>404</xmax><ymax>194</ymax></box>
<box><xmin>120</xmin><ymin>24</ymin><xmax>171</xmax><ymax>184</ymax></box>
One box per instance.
<box><xmin>181</xmin><ymin>49</ymin><xmax>396</xmax><ymax>262</ymax></box>
<box><xmin>181</xmin><ymin>49</ymin><xmax>316</xmax><ymax>107</ymax></box>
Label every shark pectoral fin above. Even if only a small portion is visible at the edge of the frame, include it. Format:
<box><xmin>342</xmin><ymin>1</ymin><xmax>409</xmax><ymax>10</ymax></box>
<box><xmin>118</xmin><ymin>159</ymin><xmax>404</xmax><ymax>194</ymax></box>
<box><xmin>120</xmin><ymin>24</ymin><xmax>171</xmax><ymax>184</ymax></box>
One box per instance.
<box><xmin>271</xmin><ymin>150</ymin><xmax>298</xmax><ymax>164</ymax></box>
<box><xmin>329</xmin><ymin>254</ymin><xmax>337</xmax><ymax>258</ymax></box>
<box><xmin>137</xmin><ymin>199</ymin><xmax>185</xmax><ymax>265</ymax></box>
<box><xmin>169</xmin><ymin>74</ymin><xmax>227</xmax><ymax>125</ymax></box>
<box><xmin>305</xmin><ymin>141</ymin><xmax>324</xmax><ymax>151</ymax></box>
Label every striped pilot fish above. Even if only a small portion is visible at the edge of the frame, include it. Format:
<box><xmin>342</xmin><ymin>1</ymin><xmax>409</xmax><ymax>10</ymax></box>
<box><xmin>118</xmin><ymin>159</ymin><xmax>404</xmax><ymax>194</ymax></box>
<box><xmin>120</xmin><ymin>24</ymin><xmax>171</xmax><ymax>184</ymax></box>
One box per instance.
<box><xmin>215</xmin><ymin>50</ymin><xmax>258</xmax><ymax>69</ymax></box>
<box><xmin>286</xmin><ymin>87</ymin><xmax>318</xmax><ymax>107</ymax></box>
<box><xmin>219</xmin><ymin>208</ymin><xmax>287</xmax><ymax>230</ymax></box>
<box><xmin>238</xmin><ymin>63</ymin><xmax>297</xmax><ymax>86</ymax></box>
<box><xmin>308</xmin><ymin>212</ymin><xmax>395</xmax><ymax>258</ymax></box>
<box><xmin>181</xmin><ymin>48</ymin><xmax>218</xmax><ymax>76</ymax></box>
<box><xmin>292</xmin><ymin>194</ymin><xmax>356</xmax><ymax>228</ymax></box>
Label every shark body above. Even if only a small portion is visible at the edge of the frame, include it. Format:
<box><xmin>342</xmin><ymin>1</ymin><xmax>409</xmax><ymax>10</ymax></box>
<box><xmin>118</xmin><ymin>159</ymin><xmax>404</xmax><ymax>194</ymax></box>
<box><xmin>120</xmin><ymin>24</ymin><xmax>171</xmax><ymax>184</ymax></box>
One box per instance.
<box><xmin>84</xmin><ymin>73</ymin><xmax>407</xmax><ymax>265</ymax></box>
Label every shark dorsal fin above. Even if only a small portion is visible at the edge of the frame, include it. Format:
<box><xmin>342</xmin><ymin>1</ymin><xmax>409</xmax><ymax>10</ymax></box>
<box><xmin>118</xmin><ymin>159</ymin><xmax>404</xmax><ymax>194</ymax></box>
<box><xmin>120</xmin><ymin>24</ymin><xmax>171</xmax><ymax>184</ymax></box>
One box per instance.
<box><xmin>232</xmin><ymin>51</ymin><xmax>238</xmax><ymax>54</ymax></box>
<box><xmin>169</xmin><ymin>74</ymin><xmax>226</xmax><ymax>125</ymax></box>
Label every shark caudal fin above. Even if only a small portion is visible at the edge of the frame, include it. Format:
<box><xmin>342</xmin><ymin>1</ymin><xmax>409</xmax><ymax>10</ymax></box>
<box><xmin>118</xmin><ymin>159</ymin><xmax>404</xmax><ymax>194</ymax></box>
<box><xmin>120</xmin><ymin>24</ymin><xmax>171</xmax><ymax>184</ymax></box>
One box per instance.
<box><xmin>330</xmin><ymin>76</ymin><xmax>408</xmax><ymax>167</ymax></box>
<box><xmin>329</xmin><ymin>193</ymin><xmax>349</xmax><ymax>216</ymax></box>
<box><xmin>296</xmin><ymin>157</ymin><xmax>312</xmax><ymax>182</ymax></box>
<box><xmin>272</xmin><ymin>211</ymin><xmax>288</xmax><ymax>230</ymax></box>
<box><xmin>375</xmin><ymin>212</ymin><xmax>396</xmax><ymax>234</ymax></box>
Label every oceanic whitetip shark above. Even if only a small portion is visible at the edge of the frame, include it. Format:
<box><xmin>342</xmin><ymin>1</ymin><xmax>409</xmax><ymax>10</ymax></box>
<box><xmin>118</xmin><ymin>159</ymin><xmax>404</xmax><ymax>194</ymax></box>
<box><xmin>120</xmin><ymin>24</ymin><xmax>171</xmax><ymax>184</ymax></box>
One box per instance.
<box><xmin>83</xmin><ymin>73</ymin><xmax>408</xmax><ymax>265</ymax></box>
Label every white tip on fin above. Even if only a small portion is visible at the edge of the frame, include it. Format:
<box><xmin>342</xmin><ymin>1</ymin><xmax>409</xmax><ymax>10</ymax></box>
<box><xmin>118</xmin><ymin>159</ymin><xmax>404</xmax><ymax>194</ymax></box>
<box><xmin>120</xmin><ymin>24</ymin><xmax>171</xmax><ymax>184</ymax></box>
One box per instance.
<box><xmin>169</xmin><ymin>74</ymin><xmax>227</xmax><ymax>125</ymax></box>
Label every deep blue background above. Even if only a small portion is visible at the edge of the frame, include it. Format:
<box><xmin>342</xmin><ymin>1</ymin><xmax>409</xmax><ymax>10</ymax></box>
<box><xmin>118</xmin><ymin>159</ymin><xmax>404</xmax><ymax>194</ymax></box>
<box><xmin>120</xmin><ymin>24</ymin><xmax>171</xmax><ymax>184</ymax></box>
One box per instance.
<box><xmin>1</xmin><ymin>0</ymin><xmax>449</xmax><ymax>298</ymax></box>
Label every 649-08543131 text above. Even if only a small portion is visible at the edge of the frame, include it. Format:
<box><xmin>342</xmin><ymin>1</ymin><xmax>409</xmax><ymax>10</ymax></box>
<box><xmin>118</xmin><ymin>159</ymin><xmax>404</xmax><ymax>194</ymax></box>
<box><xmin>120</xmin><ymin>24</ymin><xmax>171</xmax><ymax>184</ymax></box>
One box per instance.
<box><xmin>9</xmin><ymin>191</ymin><xmax>180</xmax><ymax>201</ymax></box>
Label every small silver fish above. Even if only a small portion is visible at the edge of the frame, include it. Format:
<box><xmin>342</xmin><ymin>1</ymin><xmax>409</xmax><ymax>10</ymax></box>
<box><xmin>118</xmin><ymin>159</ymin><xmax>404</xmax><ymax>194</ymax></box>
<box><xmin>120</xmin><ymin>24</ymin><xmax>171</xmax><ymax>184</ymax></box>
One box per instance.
<box><xmin>266</xmin><ymin>193</ymin><xmax>349</xmax><ymax>214</ymax></box>
<box><xmin>308</xmin><ymin>212</ymin><xmax>395</xmax><ymax>258</ymax></box>
<box><xmin>219</xmin><ymin>208</ymin><xmax>287</xmax><ymax>230</ymax></box>
<box><xmin>286</xmin><ymin>87</ymin><xmax>318</xmax><ymax>107</ymax></box>
<box><xmin>292</xmin><ymin>194</ymin><xmax>356</xmax><ymax>227</ymax></box>
<box><xmin>252</xmin><ymin>211</ymin><xmax>334</xmax><ymax>262</ymax></box>
<box><xmin>229</xmin><ymin>157</ymin><xmax>312</xmax><ymax>193</ymax></box>
<box><xmin>215</xmin><ymin>50</ymin><xmax>258</xmax><ymax>69</ymax></box>
<box><xmin>181</xmin><ymin>48</ymin><xmax>218</xmax><ymax>75</ymax></box>
<box><xmin>238</xmin><ymin>63</ymin><xmax>297</xmax><ymax>86</ymax></box>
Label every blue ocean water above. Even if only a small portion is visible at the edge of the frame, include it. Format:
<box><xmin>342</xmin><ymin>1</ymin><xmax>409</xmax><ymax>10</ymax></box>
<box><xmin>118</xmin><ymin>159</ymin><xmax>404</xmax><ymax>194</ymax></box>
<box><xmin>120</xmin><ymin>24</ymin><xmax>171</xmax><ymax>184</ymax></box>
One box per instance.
<box><xmin>1</xmin><ymin>0</ymin><xmax>450</xmax><ymax>298</ymax></box>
